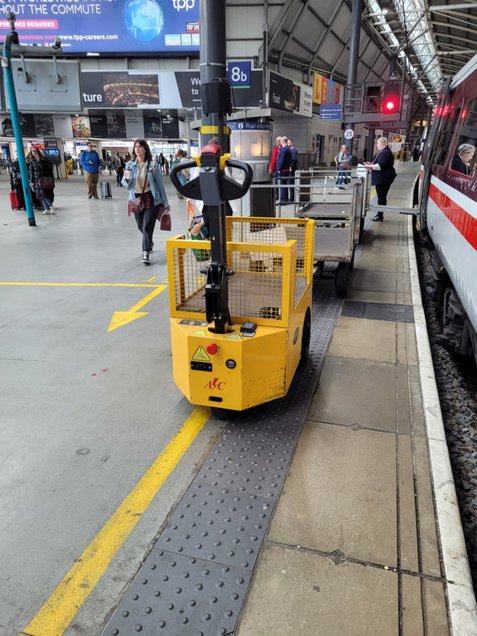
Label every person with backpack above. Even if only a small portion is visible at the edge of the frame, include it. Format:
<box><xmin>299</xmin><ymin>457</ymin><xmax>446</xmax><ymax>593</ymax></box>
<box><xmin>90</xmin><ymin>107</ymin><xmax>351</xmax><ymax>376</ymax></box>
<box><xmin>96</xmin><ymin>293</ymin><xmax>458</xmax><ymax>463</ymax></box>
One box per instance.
<box><xmin>79</xmin><ymin>142</ymin><xmax>101</xmax><ymax>199</ymax></box>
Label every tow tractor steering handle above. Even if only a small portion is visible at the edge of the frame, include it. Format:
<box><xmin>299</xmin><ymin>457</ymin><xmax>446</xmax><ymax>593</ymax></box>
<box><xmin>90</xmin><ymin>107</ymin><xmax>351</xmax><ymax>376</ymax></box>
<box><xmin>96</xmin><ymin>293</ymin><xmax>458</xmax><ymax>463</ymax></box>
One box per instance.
<box><xmin>169</xmin><ymin>159</ymin><xmax>197</xmax><ymax>195</ymax></box>
<box><xmin>170</xmin><ymin>157</ymin><xmax>253</xmax><ymax>202</ymax></box>
<box><xmin>223</xmin><ymin>159</ymin><xmax>253</xmax><ymax>200</ymax></box>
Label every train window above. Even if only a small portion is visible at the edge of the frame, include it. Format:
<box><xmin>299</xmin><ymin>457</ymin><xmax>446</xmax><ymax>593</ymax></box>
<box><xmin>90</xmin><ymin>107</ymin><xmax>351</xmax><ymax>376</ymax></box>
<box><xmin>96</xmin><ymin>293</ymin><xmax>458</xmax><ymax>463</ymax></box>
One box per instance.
<box><xmin>450</xmin><ymin>97</ymin><xmax>477</xmax><ymax>176</ymax></box>
<box><xmin>434</xmin><ymin>104</ymin><xmax>461</xmax><ymax>166</ymax></box>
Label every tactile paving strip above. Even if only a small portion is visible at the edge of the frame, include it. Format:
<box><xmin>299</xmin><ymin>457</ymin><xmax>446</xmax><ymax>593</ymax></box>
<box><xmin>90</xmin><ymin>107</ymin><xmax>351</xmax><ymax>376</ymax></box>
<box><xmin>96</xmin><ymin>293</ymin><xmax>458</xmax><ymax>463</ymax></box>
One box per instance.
<box><xmin>103</xmin><ymin>279</ymin><xmax>343</xmax><ymax>636</ymax></box>
<box><xmin>198</xmin><ymin>438</ymin><xmax>291</xmax><ymax>497</ymax></box>
<box><xmin>155</xmin><ymin>482</ymin><xmax>272</xmax><ymax>570</ymax></box>
<box><xmin>106</xmin><ymin>550</ymin><xmax>251</xmax><ymax>636</ymax></box>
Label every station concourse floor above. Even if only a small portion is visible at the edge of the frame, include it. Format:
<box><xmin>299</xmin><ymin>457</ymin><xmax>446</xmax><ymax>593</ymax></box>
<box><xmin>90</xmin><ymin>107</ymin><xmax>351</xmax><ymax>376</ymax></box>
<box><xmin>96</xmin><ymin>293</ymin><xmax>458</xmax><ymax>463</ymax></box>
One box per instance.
<box><xmin>0</xmin><ymin>166</ymin><xmax>476</xmax><ymax>636</ymax></box>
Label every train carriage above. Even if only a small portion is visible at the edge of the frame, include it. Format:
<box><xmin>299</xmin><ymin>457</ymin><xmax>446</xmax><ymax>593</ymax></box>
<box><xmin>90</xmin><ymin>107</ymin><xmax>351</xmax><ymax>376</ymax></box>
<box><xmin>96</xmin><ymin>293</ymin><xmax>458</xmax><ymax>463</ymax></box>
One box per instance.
<box><xmin>418</xmin><ymin>53</ymin><xmax>477</xmax><ymax>365</ymax></box>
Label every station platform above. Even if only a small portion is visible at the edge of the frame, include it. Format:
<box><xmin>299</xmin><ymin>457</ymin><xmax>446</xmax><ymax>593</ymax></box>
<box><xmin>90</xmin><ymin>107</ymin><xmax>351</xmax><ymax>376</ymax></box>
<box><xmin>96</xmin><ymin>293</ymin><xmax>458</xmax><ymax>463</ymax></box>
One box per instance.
<box><xmin>237</xmin><ymin>168</ymin><xmax>477</xmax><ymax>636</ymax></box>
<box><xmin>0</xmin><ymin>165</ymin><xmax>476</xmax><ymax>636</ymax></box>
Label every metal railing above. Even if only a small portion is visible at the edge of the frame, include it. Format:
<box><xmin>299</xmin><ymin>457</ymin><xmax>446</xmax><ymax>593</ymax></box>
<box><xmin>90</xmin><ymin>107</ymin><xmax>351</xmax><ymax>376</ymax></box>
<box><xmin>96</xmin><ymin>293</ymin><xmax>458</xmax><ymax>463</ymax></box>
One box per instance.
<box><xmin>233</xmin><ymin>167</ymin><xmax>371</xmax><ymax>219</ymax></box>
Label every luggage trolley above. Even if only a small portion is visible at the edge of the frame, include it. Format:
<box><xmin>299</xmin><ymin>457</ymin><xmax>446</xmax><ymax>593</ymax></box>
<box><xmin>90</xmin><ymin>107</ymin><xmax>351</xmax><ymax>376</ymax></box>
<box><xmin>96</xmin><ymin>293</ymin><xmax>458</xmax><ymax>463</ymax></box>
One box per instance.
<box><xmin>295</xmin><ymin>169</ymin><xmax>365</xmax><ymax>297</ymax></box>
<box><xmin>167</xmin><ymin>146</ymin><xmax>315</xmax><ymax>413</ymax></box>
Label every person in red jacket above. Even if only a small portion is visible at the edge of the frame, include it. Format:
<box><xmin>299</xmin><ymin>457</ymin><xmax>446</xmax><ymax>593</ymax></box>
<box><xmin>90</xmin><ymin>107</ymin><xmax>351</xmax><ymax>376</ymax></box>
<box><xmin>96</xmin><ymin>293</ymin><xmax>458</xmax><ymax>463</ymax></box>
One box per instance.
<box><xmin>269</xmin><ymin>136</ymin><xmax>281</xmax><ymax>178</ymax></box>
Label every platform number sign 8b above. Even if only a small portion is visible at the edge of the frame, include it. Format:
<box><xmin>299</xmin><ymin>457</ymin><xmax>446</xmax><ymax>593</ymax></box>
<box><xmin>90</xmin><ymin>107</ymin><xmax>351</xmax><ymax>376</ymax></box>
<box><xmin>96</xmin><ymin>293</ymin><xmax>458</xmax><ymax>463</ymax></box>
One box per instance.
<box><xmin>227</xmin><ymin>61</ymin><xmax>251</xmax><ymax>89</ymax></box>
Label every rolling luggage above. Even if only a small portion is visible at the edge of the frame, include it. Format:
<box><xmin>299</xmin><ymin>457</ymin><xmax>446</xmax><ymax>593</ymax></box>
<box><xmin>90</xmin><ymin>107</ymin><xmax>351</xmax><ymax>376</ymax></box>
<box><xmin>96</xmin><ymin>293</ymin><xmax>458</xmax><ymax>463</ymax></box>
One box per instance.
<box><xmin>10</xmin><ymin>190</ymin><xmax>20</xmax><ymax>210</ymax></box>
<box><xmin>100</xmin><ymin>182</ymin><xmax>112</xmax><ymax>199</ymax></box>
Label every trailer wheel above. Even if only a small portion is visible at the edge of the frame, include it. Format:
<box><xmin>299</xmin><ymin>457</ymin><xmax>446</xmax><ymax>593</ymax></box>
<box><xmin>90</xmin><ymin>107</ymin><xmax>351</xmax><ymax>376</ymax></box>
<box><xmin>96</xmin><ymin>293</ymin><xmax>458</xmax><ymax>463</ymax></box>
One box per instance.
<box><xmin>300</xmin><ymin>308</ymin><xmax>311</xmax><ymax>365</ymax></box>
<box><xmin>335</xmin><ymin>262</ymin><xmax>351</xmax><ymax>297</ymax></box>
<box><xmin>210</xmin><ymin>407</ymin><xmax>232</xmax><ymax>420</ymax></box>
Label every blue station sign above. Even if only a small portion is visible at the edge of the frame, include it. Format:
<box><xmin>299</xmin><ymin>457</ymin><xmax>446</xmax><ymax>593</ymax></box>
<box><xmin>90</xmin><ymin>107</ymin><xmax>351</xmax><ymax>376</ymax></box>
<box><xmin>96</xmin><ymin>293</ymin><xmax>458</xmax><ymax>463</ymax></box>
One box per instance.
<box><xmin>227</xmin><ymin>61</ymin><xmax>251</xmax><ymax>89</ymax></box>
<box><xmin>320</xmin><ymin>104</ymin><xmax>343</xmax><ymax>121</ymax></box>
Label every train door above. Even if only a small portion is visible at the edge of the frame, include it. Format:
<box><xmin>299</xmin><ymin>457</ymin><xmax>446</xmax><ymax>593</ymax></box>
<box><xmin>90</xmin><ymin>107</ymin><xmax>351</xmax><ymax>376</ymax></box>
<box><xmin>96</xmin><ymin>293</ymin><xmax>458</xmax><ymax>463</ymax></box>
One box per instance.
<box><xmin>419</xmin><ymin>79</ymin><xmax>453</xmax><ymax>232</ymax></box>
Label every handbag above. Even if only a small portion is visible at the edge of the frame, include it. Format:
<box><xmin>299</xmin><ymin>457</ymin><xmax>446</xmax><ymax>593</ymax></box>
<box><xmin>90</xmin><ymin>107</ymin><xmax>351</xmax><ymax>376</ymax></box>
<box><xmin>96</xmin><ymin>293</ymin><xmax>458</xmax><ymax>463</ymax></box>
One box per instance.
<box><xmin>156</xmin><ymin>203</ymin><xmax>172</xmax><ymax>230</ymax></box>
<box><xmin>40</xmin><ymin>175</ymin><xmax>55</xmax><ymax>189</ymax></box>
<box><xmin>127</xmin><ymin>163</ymin><xmax>149</xmax><ymax>215</ymax></box>
<box><xmin>128</xmin><ymin>196</ymin><xmax>146</xmax><ymax>215</ymax></box>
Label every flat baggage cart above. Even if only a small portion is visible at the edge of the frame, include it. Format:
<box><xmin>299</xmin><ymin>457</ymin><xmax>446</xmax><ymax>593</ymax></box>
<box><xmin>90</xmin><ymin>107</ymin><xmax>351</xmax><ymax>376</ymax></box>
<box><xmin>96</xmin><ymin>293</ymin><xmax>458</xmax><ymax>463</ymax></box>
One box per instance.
<box><xmin>295</xmin><ymin>171</ymin><xmax>365</xmax><ymax>297</ymax></box>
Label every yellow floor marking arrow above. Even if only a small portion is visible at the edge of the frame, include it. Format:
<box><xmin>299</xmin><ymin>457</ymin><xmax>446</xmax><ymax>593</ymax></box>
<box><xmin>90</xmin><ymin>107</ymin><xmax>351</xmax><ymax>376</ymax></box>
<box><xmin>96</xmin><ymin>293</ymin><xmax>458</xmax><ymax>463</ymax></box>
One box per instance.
<box><xmin>108</xmin><ymin>285</ymin><xmax>167</xmax><ymax>332</ymax></box>
<box><xmin>146</xmin><ymin>276</ymin><xmax>156</xmax><ymax>282</ymax></box>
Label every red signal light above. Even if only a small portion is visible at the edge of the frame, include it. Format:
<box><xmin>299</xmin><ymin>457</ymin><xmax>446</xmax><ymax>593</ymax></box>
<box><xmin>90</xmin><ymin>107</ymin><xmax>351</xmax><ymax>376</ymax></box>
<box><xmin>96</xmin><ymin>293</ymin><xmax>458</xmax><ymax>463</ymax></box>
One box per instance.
<box><xmin>384</xmin><ymin>98</ymin><xmax>398</xmax><ymax>113</ymax></box>
<box><xmin>381</xmin><ymin>82</ymin><xmax>401</xmax><ymax>115</ymax></box>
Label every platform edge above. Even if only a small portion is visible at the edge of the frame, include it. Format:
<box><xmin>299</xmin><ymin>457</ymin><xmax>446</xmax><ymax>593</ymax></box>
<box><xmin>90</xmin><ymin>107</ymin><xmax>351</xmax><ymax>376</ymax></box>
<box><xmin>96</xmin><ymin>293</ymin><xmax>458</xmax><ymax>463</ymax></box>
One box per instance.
<box><xmin>407</xmin><ymin>216</ymin><xmax>477</xmax><ymax>635</ymax></box>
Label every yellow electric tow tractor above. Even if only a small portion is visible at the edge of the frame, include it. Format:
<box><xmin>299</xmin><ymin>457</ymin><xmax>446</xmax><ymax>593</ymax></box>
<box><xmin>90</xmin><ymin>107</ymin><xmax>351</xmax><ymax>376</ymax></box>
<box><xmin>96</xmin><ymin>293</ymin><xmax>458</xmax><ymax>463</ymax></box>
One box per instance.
<box><xmin>168</xmin><ymin>145</ymin><xmax>315</xmax><ymax>414</ymax></box>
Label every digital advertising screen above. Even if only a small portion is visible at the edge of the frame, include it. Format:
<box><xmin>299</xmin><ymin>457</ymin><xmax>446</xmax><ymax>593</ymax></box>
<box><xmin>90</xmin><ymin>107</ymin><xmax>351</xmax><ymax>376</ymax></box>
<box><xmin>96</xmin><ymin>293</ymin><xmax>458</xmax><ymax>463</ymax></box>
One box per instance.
<box><xmin>0</xmin><ymin>0</ymin><xmax>200</xmax><ymax>55</ymax></box>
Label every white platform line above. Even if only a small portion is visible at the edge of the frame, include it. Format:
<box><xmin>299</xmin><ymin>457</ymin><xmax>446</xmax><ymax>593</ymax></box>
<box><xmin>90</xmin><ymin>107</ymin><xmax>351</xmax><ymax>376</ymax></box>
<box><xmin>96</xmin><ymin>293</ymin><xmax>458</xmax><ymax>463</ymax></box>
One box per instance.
<box><xmin>407</xmin><ymin>216</ymin><xmax>477</xmax><ymax>635</ymax></box>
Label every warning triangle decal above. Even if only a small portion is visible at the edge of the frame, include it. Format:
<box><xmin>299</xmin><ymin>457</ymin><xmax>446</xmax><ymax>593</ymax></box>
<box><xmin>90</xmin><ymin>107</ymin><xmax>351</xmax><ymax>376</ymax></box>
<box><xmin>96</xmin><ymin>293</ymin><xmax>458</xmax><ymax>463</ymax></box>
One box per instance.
<box><xmin>224</xmin><ymin>332</ymin><xmax>242</xmax><ymax>340</ymax></box>
<box><xmin>192</xmin><ymin>345</ymin><xmax>211</xmax><ymax>362</ymax></box>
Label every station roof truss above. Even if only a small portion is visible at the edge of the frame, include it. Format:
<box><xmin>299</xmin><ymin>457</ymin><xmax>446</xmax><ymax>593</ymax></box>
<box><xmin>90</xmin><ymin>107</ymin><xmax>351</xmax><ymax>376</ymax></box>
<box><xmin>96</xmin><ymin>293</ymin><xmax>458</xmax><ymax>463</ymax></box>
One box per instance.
<box><xmin>264</xmin><ymin>0</ymin><xmax>477</xmax><ymax>105</ymax></box>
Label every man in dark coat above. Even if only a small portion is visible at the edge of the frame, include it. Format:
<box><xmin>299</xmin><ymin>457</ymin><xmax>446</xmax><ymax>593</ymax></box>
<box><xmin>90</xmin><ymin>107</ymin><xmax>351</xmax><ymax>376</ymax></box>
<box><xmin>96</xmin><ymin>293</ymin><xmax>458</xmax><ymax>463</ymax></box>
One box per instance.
<box><xmin>276</xmin><ymin>136</ymin><xmax>293</xmax><ymax>204</ymax></box>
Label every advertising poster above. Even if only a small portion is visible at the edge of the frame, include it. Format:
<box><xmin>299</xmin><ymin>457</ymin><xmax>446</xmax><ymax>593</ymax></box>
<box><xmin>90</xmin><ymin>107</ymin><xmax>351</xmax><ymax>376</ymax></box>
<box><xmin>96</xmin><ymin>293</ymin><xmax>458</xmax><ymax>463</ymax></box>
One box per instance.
<box><xmin>1</xmin><ymin>116</ymin><xmax>14</xmax><ymax>137</ymax></box>
<box><xmin>161</xmin><ymin>118</ymin><xmax>180</xmax><ymax>138</ymax></box>
<box><xmin>269</xmin><ymin>71</ymin><xmax>311</xmax><ymax>117</ymax></box>
<box><xmin>299</xmin><ymin>85</ymin><xmax>313</xmax><ymax>118</ymax></box>
<box><xmin>82</xmin><ymin>72</ymin><xmax>160</xmax><ymax>108</ymax></box>
<box><xmin>34</xmin><ymin>115</ymin><xmax>54</xmax><ymax>137</ymax></box>
<box><xmin>143</xmin><ymin>116</ymin><xmax>162</xmax><ymax>138</ymax></box>
<box><xmin>21</xmin><ymin>114</ymin><xmax>36</xmax><ymax>137</ymax></box>
<box><xmin>0</xmin><ymin>0</ymin><xmax>200</xmax><ymax>55</ymax></box>
<box><xmin>313</xmin><ymin>72</ymin><xmax>343</xmax><ymax>105</ymax></box>
<box><xmin>174</xmin><ymin>71</ymin><xmax>201</xmax><ymax>108</ymax></box>
<box><xmin>107</xmin><ymin>113</ymin><xmax>127</xmax><ymax>138</ymax></box>
<box><xmin>90</xmin><ymin>115</ymin><xmax>109</xmax><ymax>138</ymax></box>
<box><xmin>269</xmin><ymin>71</ymin><xmax>299</xmax><ymax>112</ymax></box>
<box><xmin>125</xmin><ymin>113</ymin><xmax>145</xmax><ymax>139</ymax></box>
<box><xmin>71</xmin><ymin>115</ymin><xmax>91</xmax><ymax>138</ymax></box>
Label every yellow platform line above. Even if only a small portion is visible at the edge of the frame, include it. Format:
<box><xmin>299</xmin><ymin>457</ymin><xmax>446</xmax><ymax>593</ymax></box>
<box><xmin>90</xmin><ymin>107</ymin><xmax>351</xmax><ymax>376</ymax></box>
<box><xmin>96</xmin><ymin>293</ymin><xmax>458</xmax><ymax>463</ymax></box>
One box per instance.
<box><xmin>0</xmin><ymin>282</ymin><xmax>160</xmax><ymax>288</ymax></box>
<box><xmin>23</xmin><ymin>406</ymin><xmax>210</xmax><ymax>636</ymax></box>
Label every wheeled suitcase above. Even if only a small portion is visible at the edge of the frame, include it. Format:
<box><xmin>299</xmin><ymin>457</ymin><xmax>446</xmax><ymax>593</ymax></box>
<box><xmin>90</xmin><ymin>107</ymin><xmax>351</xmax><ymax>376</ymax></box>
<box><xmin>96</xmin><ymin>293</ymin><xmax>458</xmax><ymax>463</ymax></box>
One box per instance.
<box><xmin>100</xmin><ymin>182</ymin><xmax>112</xmax><ymax>199</ymax></box>
<box><xmin>10</xmin><ymin>190</ymin><xmax>20</xmax><ymax>210</ymax></box>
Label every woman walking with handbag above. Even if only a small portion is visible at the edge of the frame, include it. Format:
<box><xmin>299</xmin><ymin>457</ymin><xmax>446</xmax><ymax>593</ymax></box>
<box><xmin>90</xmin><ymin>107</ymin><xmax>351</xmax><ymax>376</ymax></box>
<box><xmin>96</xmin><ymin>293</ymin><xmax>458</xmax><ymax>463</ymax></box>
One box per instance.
<box><xmin>27</xmin><ymin>147</ymin><xmax>56</xmax><ymax>215</ymax></box>
<box><xmin>123</xmin><ymin>139</ymin><xmax>170</xmax><ymax>265</ymax></box>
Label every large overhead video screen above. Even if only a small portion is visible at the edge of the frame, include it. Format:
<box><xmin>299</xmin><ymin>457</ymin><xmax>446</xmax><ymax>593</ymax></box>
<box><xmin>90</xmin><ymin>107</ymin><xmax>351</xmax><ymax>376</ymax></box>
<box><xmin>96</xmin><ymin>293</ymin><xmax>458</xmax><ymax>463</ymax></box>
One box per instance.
<box><xmin>0</xmin><ymin>0</ymin><xmax>200</xmax><ymax>55</ymax></box>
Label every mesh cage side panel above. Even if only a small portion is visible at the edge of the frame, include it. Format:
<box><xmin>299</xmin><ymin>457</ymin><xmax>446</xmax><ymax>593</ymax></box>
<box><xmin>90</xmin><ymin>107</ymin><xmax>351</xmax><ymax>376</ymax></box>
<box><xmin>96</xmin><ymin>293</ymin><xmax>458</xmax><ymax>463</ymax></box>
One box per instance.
<box><xmin>173</xmin><ymin>247</ymin><xmax>207</xmax><ymax>313</ymax></box>
<box><xmin>228</xmin><ymin>218</ymin><xmax>310</xmax><ymax>277</ymax></box>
